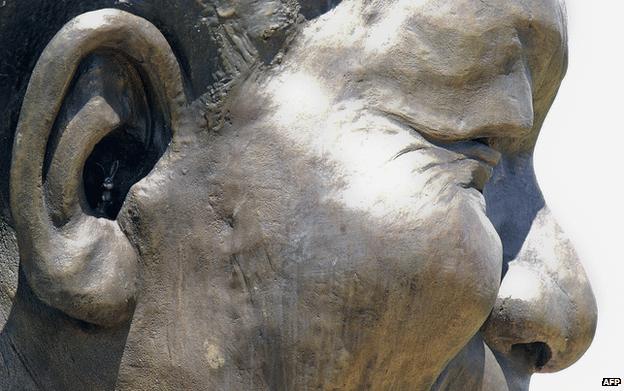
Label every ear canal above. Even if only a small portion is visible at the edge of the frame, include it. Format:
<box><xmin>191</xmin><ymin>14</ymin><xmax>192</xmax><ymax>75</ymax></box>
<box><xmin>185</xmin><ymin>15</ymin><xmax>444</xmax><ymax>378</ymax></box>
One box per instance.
<box><xmin>47</xmin><ymin>95</ymin><xmax>121</xmax><ymax>225</ymax></box>
<box><xmin>10</xmin><ymin>9</ymin><xmax>187</xmax><ymax>326</ymax></box>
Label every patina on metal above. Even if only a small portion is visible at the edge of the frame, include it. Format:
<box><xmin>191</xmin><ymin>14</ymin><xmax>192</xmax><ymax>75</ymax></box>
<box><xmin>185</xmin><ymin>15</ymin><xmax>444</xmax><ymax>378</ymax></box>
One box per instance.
<box><xmin>0</xmin><ymin>1</ymin><xmax>596</xmax><ymax>390</ymax></box>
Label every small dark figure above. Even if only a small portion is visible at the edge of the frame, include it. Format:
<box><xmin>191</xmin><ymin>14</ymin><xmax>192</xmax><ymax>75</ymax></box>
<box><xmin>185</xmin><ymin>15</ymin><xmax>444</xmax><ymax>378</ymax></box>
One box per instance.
<box><xmin>96</xmin><ymin>160</ymin><xmax>119</xmax><ymax>216</ymax></box>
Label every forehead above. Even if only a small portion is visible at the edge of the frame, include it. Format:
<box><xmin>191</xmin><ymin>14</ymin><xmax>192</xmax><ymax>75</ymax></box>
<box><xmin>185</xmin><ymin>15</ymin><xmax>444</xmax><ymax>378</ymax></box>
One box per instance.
<box><xmin>372</xmin><ymin>0</ymin><xmax>566</xmax><ymax>48</ymax></box>
<box><xmin>415</xmin><ymin>0</ymin><xmax>565</xmax><ymax>27</ymax></box>
<box><xmin>371</xmin><ymin>0</ymin><xmax>565</xmax><ymax>28</ymax></box>
<box><xmin>415</xmin><ymin>0</ymin><xmax>567</xmax><ymax>54</ymax></box>
<box><xmin>365</xmin><ymin>0</ymin><xmax>567</xmax><ymax>84</ymax></box>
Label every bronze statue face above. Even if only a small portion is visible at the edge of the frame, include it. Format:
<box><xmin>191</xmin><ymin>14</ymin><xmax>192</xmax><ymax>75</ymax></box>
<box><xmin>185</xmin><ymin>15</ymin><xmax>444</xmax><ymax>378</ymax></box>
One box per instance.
<box><xmin>0</xmin><ymin>0</ymin><xmax>596</xmax><ymax>390</ymax></box>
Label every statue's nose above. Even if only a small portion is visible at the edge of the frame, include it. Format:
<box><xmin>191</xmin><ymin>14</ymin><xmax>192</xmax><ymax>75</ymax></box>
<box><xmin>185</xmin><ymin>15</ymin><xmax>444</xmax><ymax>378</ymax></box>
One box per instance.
<box><xmin>482</xmin><ymin>169</ymin><xmax>597</xmax><ymax>372</ymax></box>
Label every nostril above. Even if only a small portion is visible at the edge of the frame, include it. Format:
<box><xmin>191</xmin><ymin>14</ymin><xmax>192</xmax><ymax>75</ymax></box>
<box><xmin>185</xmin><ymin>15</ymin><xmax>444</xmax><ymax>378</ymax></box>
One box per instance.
<box><xmin>510</xmin><ymin>342</ymin><xmax>552</xmax><ymax>371</ymax></box>
<box><xmin>481</xmin><ymin>207</ymin><xmax>597</xmax><ymax>373</ymax></box>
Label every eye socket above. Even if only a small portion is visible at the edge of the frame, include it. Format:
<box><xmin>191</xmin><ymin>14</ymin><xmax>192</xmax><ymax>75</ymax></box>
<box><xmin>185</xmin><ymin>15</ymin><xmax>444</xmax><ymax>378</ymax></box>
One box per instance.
<box><xmin>83</xmin><ymin>123</ymin><xmax>169</xmax><ymax>220</ymax></box>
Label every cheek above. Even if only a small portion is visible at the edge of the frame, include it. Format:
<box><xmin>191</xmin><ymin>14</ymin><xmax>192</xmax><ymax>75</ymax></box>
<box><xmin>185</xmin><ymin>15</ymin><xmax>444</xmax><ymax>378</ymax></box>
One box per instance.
<box><xmin>114</xmin><ymin>143</ymin><xmax>502</xmax><ymax>388</ymax></box>
<box><xmin>250</xmin><ymin>170</ymin><xmax>503</xmax><ymax>387</ymax></box>
<box><xmin>118</xmin><ymin>155</ymin><xmax>261</xmax><ymax>386</ymax></box>
<box><xmin>332</xmin><ymin>185</ymin><xmax>502</xmax><ymax>347</ymax></box>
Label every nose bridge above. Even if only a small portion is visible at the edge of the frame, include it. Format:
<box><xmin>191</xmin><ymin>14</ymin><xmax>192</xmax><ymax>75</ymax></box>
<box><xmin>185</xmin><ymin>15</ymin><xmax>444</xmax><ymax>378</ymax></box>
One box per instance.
<box><xmin>482</xmin><ymin>157</ymin><xmax>597</xmax><ymax>373</ymax></box>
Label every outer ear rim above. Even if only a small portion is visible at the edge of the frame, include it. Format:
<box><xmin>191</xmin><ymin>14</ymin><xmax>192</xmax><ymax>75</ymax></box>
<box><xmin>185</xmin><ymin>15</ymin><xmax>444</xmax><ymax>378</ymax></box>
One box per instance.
<box><xmin>10</xmin><ymin>9</ymin><xmax>188</xmax><ymax>326</ymax></box>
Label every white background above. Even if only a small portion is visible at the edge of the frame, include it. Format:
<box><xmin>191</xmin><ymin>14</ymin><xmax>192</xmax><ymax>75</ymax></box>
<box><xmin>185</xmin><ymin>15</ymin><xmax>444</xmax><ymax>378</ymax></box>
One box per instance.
<box><xmin>531</xmin><ymin>1</ymin><xmax>623</xmax><ymax>389</ymax></box>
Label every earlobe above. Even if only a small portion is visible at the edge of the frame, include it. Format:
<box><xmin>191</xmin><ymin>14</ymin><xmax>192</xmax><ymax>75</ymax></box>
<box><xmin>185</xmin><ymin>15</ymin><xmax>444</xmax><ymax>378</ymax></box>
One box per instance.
<box><xmin>10</xmin><ymin>9</ymin><xmax>188</xmax><ymax>326</ymax></box>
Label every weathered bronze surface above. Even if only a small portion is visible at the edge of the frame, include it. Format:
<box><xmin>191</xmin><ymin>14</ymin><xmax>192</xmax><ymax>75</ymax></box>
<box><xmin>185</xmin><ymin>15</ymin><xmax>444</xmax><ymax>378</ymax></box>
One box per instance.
<box><xmin>0</xmin><ymin>1</ymin><xmax>596</xmax><ymax>390</ymax></box>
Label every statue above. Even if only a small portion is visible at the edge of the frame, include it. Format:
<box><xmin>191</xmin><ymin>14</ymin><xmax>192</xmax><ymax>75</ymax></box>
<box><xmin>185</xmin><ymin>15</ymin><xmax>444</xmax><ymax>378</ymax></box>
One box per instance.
<box><xmin>0</xmin><ymin>0</ymin><xmax>597</xmax><ymax>390</ymax></box>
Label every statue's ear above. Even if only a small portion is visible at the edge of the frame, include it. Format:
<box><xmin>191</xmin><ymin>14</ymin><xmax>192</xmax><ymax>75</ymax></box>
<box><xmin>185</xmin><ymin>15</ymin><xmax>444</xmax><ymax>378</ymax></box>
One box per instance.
<box><xmin>10</xmin><ymin>9</ymin><xmax>187</xmax><ymax>326</ymax></box>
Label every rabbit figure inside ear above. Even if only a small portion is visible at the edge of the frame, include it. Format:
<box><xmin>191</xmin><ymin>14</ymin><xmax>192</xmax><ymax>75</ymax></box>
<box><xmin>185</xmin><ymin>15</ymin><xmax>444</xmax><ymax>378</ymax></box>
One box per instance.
<box><xmin>97</xmin><ymin>160</ymin><xmax>119</xmax><ymax>215</ymax></box>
